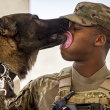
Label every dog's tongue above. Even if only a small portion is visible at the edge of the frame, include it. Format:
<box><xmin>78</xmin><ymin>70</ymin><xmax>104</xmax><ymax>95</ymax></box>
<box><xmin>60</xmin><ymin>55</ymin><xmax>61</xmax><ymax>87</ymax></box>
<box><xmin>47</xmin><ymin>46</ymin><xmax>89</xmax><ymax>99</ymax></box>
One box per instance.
<box><xmin>62</xmin><ymin>31</ymin><xmax>72</xmax><ymax>48</ymax></box>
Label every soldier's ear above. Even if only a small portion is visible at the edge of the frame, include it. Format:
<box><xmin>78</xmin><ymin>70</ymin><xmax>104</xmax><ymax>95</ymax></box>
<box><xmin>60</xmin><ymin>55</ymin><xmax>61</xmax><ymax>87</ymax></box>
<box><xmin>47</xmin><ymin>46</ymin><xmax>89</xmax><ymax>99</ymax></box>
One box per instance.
<box><xmin>0</xmin><ymin>22</ymin><xmax>17</xmax><ymax>37</ymax></box>
<box><xmin>94</xmin><ymin>34</ymin><xmax>106</xmax><ymax>46</ymax></box>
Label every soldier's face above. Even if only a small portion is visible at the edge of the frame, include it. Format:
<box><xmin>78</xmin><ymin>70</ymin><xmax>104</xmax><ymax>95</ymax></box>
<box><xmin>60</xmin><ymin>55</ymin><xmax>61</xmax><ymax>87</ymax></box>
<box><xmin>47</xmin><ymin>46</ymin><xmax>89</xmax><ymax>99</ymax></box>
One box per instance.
<box><xmin>60</xmin><ymin>22</ymin><xmax>98</xmax><ymax>61</ymax></box>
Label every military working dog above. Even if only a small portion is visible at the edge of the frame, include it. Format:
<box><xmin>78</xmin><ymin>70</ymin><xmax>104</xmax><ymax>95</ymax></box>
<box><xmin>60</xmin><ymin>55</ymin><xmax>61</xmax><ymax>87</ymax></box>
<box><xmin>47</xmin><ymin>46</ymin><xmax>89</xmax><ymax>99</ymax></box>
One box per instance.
<box><xmin>0</xmin><ymin>13</ymin><xmax>69</xmax><ymax>98</ymax></box>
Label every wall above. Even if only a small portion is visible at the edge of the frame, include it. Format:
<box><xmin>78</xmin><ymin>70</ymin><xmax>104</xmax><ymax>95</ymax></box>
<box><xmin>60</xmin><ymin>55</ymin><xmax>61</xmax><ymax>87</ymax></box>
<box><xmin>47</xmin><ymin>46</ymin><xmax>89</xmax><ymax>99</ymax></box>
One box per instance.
<box><xmin>0</xmin><ymin>0</ymin><xmax>29</xmax><ymax>17</ymax></box>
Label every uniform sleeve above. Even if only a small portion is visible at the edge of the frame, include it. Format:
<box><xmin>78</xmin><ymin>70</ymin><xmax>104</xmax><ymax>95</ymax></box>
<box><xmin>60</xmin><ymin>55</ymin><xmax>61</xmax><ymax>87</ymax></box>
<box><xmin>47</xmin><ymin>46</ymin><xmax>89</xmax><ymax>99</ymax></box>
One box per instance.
<box><xmin>9</xmin><ymin>80</ymin><xmax>38</xmax><ymax>110</ymax></box>
<box><xmin>8</xmin><ymin>73</ymin><xmax>59</xmax><ymax>110</ymax></box>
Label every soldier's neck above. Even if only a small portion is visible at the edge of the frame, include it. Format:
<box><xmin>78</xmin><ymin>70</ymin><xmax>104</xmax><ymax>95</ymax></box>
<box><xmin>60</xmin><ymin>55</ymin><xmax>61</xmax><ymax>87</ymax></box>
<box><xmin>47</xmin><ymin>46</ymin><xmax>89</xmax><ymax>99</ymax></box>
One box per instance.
<box><xmin>73</xmin><ymin>59</ymin><xmax>105</xmax><ymax>78</ymax></box>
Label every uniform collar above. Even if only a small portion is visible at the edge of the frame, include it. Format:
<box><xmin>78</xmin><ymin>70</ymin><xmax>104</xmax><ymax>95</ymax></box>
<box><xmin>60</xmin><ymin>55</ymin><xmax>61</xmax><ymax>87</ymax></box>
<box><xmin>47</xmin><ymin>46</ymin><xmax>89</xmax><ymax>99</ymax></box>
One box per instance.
<box><xmin>72</xmin><ymin>64</ymin><xmax>110</xmax><ymax>84</ymax></box>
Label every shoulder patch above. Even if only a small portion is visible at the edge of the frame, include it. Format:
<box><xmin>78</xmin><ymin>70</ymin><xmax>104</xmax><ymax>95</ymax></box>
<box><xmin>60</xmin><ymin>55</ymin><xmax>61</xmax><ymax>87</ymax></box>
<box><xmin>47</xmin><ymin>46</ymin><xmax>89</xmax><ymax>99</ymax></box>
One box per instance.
<box><xmin>58</xmin><ymin>66</ymin><xmax>72</xmax><ymax>80</ymax></box>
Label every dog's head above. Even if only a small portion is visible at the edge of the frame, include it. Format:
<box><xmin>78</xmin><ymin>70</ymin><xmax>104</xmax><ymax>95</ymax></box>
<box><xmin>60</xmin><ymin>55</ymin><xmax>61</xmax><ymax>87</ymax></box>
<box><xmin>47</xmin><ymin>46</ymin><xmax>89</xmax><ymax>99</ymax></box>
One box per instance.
<box><xmin>0</xmin><ymin>13</ymin><xmax>69</xmax><ymax>79</ymax></box>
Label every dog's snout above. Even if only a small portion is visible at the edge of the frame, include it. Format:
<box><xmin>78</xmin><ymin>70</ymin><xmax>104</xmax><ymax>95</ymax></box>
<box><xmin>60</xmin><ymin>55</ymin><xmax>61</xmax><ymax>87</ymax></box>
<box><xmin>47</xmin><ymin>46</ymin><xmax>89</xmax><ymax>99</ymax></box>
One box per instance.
<box><xmin>60</xmin><ymin>18</ymin><xmax>69</xmax><ymax>28</ymax></box>
<box><xmin>57</xmin><ymin>18</ymin><xmax>69</xmax><ymax>34</ymax></box>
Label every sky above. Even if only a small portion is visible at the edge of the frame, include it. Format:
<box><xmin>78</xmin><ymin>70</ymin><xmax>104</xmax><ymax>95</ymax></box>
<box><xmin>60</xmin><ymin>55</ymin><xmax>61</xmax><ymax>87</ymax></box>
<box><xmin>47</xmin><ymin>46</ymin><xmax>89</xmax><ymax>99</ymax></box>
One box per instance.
<box><xmin>30</xmin><ymin>0</ymin><xmax>110</xmax><ymax>19</ymax></box>
<box><xmin>20</xmin><ymin>0</ymin><xmax>110</xmax><ymax>89</ymax></box>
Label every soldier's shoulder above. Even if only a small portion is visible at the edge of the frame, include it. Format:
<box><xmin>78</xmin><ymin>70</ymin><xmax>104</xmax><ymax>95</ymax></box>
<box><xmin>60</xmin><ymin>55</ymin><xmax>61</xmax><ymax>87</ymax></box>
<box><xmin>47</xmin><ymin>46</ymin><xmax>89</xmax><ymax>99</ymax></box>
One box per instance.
<box><xmin>58</xmin><ymin>66</ymin><xmax>72</xmax><ymax>79</ymax></box>
<box><xmin>30</xmin><ymin>73</ymin><xmax>59</xmax><ymax>93</ymax></box>
<box><xmin>9</xmin><ymin>67</ymin><xmax>72</xmax><ymax>109</ymax></box>
<box><xmin>31</xmin><ymin>66</ymin><xmax>72</xmax><ymax>88</ymax></box>
<box><xmin>12</xmin><ymin>66</ymin><xmax>72</xmax><ymax>99</ymax></box>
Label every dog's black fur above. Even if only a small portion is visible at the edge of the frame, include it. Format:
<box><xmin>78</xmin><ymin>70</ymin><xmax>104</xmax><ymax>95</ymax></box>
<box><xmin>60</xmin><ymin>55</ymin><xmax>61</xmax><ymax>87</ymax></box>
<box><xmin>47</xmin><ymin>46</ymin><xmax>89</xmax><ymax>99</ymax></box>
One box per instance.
<box><xmin>0</xmin><ymin>13</ymin><xmax>69</xmax><ymax>98</ymax></box>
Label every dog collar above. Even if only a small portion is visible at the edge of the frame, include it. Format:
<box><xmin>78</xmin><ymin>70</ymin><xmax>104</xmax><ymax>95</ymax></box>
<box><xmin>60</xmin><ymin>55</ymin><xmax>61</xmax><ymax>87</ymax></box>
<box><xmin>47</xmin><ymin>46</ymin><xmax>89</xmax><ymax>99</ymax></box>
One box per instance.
<box><xmin>0</xmin><ymin>63</ymin><xmax>14</xmax><ymax>95</ymax></box>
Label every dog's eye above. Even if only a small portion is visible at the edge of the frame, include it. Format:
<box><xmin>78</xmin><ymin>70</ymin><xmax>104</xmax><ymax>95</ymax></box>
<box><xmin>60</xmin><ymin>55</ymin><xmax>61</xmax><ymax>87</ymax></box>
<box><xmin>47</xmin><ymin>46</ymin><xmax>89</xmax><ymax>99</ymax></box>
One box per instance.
<box><xmin>38</xmin><ymin>34</ymin><xmax>42</xmax><ymax>40</ymax></box>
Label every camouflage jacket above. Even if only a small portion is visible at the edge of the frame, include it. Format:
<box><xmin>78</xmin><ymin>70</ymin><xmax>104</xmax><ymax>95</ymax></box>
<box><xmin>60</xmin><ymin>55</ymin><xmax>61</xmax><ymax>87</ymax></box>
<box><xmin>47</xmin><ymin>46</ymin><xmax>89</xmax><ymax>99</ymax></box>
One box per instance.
<box><xmin>9</xmin><ymin>66</ymin><xmax>110</xmax><ymax>110</ymax></box>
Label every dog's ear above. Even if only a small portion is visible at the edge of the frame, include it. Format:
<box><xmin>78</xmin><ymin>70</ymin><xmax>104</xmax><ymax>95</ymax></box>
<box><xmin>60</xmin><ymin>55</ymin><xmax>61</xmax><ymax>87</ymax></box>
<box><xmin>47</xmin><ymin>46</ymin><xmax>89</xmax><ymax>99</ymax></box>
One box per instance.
<box><xmin>0</xmin><ymin>18</ymin><xmax>17</xmax><ymax>37</ymax></box>
<box><xmin>7</xmin><ymin>38</ymin><xmax>17</xmax><ymax>49</ymax></box>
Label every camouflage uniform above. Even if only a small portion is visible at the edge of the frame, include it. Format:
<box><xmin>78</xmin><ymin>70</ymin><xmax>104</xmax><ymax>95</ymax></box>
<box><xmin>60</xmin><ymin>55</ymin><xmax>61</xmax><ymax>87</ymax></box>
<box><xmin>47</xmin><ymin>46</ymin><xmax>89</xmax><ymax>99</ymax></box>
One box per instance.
<box><xmin>9</xmin><ymin>65</ymin><xmax>110</xmax><ymax>110</ymax></box>
<box><xmin>9</xmin><ymin>2</ymin><xmax>110</xmax><ymax>110</ymax></box>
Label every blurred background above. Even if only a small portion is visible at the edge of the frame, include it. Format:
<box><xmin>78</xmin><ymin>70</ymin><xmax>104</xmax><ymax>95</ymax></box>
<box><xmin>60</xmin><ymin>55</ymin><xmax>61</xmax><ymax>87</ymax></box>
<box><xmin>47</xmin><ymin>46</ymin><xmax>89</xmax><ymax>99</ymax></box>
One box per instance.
<box><xmin>0</xmin><ymin>0</ymin><xmax>110</xmax><ymax>94</ymax></box>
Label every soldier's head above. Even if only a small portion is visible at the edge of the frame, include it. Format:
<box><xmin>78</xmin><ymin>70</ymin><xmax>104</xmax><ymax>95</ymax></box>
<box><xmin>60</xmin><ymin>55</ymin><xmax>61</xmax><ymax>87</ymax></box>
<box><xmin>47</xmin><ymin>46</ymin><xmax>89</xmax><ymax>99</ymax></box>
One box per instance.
<box><xmin>60</xmin><ymin>2</ymin><xmax>110</xmax><ymax>61</ymax></box>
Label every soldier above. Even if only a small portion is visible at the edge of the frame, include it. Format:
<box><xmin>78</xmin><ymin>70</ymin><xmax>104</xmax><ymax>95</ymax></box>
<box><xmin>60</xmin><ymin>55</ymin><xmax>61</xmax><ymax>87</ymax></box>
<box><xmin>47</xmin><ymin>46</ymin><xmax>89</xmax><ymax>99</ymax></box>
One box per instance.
<box><xmin>9</xmin><ymin>1</ymin><xmax>110</xmax><ymax>110</ymax></box>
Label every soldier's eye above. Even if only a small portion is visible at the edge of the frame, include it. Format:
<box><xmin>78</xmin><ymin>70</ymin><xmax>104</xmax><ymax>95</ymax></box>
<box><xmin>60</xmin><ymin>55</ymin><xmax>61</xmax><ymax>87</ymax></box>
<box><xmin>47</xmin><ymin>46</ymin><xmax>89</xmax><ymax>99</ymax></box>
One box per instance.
<box><xmin>74</xmin><ymin>27</ymin><xmax>80</xmax><ymax>31</ymax></box>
